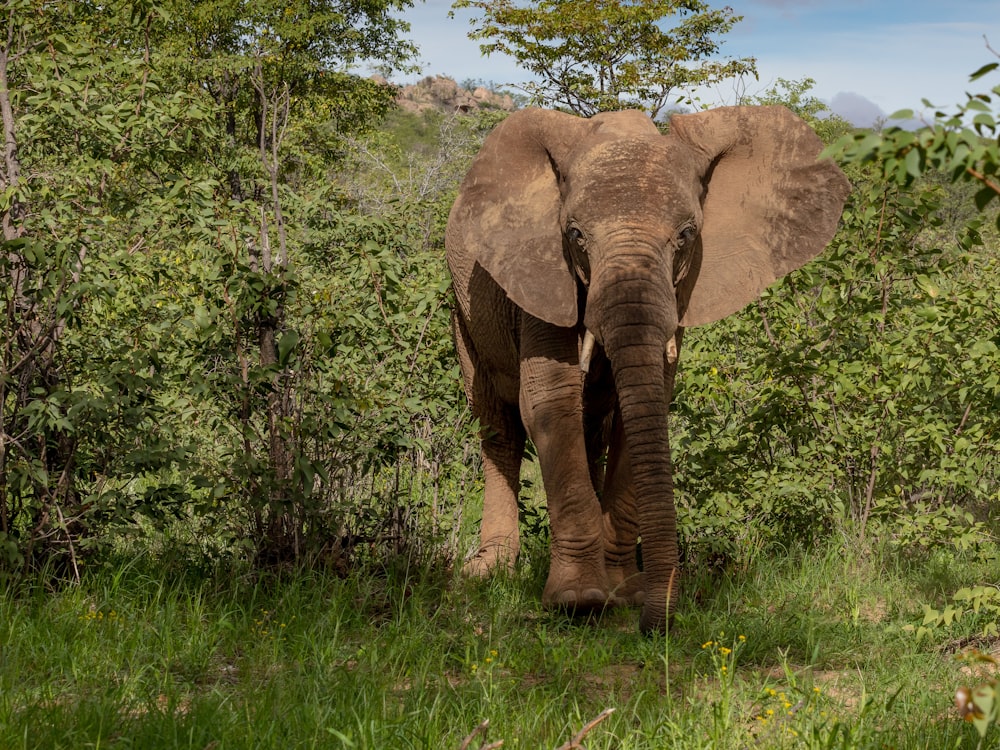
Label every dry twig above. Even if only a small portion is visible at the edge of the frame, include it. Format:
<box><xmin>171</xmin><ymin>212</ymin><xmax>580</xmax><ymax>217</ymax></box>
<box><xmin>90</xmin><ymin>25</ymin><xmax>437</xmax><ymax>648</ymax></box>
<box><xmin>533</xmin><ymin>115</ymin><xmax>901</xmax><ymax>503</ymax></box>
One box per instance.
<box><xmin>458</xmin><ymin>718</ymin><xmax>503</xmax><ymax>750</ymax></box>
<box><xmin>555</xmin><ymin>708</ymin><xmax>615</xmax><ymax>750</ymax></box>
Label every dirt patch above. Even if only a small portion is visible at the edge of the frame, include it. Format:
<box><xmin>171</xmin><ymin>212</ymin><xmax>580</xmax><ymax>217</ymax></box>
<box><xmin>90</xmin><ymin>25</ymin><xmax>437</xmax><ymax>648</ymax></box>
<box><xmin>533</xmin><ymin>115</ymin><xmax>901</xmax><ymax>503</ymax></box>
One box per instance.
<box><xmin>762</xmin><ymin>665</ymin><xmax>865</xmax><ymax>710</ymax></box>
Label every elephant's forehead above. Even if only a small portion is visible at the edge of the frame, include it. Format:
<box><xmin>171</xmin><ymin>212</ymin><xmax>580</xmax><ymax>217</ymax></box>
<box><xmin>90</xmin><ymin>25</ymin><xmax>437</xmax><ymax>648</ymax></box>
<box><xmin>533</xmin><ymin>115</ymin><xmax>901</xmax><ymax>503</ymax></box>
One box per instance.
<box><xmin>567</xmin><ymin>138</ymin><xmax>702</xmax><ymax>211</ymax></box>
<box><xmin>575</xmin><ymin>137</ymin><xmax>697</xmax><ymax>177</ymax></box>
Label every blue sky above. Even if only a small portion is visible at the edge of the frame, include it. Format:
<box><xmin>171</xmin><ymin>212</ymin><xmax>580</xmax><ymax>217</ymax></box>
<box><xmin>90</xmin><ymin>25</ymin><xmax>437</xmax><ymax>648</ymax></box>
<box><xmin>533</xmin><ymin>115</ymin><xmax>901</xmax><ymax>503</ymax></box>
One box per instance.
<box><xmin>393</xmin><ymin>0</ymin><xmax>1000</xmax><ymax>126</ymax></box>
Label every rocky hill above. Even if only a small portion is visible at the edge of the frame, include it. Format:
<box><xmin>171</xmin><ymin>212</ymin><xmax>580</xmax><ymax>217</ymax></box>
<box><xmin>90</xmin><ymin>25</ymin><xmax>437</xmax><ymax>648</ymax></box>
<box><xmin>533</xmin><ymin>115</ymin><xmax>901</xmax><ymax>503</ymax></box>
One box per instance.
<box><xmin>377</xmin><ymin>75</ymin><xmax>517</xmax><ymax>115</ymax></box>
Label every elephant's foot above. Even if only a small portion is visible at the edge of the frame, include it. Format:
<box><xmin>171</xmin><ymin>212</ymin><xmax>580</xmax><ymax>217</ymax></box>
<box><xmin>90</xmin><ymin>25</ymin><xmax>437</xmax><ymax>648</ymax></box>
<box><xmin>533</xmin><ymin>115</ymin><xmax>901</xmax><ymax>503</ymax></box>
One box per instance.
<box><xmin>542</xmin><ymin>541</ymin><xmax>612</xmax><ymax>612</ymax></box>
<box><xmin>462</xmin><ymin>541</ymin><xmax>518</xmax><ymax>578</ymax></box>
<box><xmin>606</xmin><ymin>561</ymin><xmax>645</xmax><ymax>607</ymax></box>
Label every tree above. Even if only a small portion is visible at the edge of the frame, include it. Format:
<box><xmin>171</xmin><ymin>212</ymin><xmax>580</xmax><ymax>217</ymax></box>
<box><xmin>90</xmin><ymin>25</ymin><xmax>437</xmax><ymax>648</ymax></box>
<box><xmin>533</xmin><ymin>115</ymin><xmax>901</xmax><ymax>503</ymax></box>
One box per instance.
<box><xmin>0</xmin><ymin>0</ymin><xmax>426</xmax><ymax>573</ymax></box>
<box><xmin>0</xmin><ymin>0</ymin><xmax>224</xmax><ymax>575</ymax></box>
<box><xmin>152</xmin><ymin>0</ymin><xmax>419</xmax><ymax>562</ymax></box>
<box><xmin>828</xmin><ymin>52</ymin><xmax>1000</xmax><ymax>229</ymax></box>
<box><xmin>829</xmin><ymin>54</ymin><xmax>1000</xmax><ymax>741</ymax></box>
<box><xmin>450</xmin><ymin>0</ymin><xmax>756</xmax><ymax>117</ymax></box>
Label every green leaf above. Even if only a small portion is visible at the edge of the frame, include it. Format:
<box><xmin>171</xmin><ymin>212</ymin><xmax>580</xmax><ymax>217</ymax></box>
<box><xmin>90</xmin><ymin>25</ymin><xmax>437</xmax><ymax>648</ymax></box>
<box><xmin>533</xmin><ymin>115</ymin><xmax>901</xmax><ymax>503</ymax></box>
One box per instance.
<box><xmin>854</xmin><ymin>132</ymin><xmax>884</xmax><ymax>157</ymax></box>
<box><xmin>973</xmin><ymin>112</ymin><xmax>997</xmax><ymax>132</ymax></box>
<box><xmin>970</xmin><ymin>684</ymin><xmax>997</xmax><ymax>737</ymax></box>
<box><xmin>974</xmin><ymin>186</ymin><xmax>997</xmax><ymax>211</ymax></box>
<box><xmin>278</xmin><ymin>330</ymin><xmax>300</xmax><ymax>365</ymax></box>
<box><xmin>970</xmin><ymin>62</ymin><xmax>1000</xmax><ymax>81</ymax></box>
<box><xmin>922</xmin><ymin>605</ymin><xmax>941</xmax><ymax>625</ymax></box>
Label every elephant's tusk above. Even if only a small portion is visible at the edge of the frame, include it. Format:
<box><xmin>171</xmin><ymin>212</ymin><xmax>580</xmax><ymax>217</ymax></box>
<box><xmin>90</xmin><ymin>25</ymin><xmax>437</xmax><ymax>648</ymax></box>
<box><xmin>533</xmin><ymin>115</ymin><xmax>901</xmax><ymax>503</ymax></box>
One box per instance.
<box><xmin>666</xmin><ymin>335</ymin><xmax>678</xmax><ymax>365</ymax></box>
<box><xmin>580</xmin><ymin>329</ymin><xmax>596</xmax><ymax>373</ymax></box>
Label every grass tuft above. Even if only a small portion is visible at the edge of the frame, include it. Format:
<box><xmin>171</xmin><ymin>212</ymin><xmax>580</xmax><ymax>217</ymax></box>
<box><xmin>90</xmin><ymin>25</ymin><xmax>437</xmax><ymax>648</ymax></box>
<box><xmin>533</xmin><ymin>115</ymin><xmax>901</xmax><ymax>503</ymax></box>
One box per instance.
<box><xmin>1</xmin><ymin>540</ymin><xmax>994</xmax><ymax>748</ymax></box>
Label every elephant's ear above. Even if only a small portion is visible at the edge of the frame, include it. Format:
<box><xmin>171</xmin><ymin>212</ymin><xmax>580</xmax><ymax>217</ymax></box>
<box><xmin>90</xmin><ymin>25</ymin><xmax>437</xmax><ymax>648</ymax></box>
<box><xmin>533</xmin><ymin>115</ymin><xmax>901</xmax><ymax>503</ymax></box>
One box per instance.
<box><xmin>668</xmin><ymin>105</ymin><xmax>850</xmax><ymax>327</ymax></box>
<box><xmin>447</xmin><ymin>108</ymin><xmax>600</xmax><ymax>328</ymax></box>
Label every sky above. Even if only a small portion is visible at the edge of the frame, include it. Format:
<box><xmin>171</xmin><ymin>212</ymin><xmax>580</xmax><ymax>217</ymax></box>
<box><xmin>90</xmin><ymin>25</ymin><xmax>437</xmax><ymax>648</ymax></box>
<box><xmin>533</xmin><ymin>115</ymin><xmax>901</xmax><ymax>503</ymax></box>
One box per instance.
<box><xmin>393</xmin><ymin>0</ymin><xmax>1000</xmax><ymax>126</ymax></box>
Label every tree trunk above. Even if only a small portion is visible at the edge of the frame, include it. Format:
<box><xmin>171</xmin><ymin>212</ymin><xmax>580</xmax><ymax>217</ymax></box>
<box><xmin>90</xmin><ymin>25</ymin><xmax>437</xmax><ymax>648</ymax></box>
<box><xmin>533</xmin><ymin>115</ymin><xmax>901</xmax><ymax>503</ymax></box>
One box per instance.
<box><xmin>253</xmin><ymin>69</ymin><xmax>297</xmax><ymax>561</ymax></box>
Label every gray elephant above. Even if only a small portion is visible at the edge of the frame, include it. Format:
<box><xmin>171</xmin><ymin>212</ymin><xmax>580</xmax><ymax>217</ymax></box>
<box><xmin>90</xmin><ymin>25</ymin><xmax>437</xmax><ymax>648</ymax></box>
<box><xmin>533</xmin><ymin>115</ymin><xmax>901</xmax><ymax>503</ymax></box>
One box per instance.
<box><xmin>446</xmin><ymin>106</ymin><xmax>849</xmax><ymax>633</ymax></box>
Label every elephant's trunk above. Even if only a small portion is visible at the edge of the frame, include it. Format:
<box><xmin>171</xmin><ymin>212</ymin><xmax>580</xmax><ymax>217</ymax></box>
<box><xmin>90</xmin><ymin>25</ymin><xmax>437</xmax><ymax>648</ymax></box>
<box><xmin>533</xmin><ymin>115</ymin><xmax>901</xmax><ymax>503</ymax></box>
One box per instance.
<box><xmin>590</xmin><ymin>263</ymin><xmax>679</xmax><ymax>634</ymax></box>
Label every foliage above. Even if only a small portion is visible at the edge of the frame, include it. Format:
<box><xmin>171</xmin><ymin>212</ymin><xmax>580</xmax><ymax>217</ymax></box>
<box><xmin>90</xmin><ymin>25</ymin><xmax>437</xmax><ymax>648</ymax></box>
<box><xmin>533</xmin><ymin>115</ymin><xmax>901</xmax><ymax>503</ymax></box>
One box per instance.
<box><xmin>828</xmin><ymin>56</ymin><xmax>1000</xmax><ymax>229</ymax></box>
<box><xmin>342</xmin><ymin>105</ymin><xmax>507</xmax><ymax>217</ymax></box>
<box><xmin>824</xmin><ymin>60</ymin><xmax>1000</xmax><ymax>744</ymax></box>
<box><xmin>1</xmin><ymin>0</ymin><xmax>225</xmax><ymax>575</ymax></box>
<box><xmin>672</xmin><ymin>74</ymin><xmax>1000</xmax><ymax>567</ymax></box>
<box><xmin>0</xmin><ymin>0</ymin><xmax>471</xmax><ymax>572</ymax></box>
<box><xmin>142</xmin><ymin>0</ymin><xmax>423</xmax><ymax>562</ymax></box>
<box><xmin>450</xmin><ymin>0</ymin><xmax>756</xmax><ymax>117</ymax></box>
<box><xmin>916</xmin><ymin>583</ymin><xmax>1000</xmax><ymax>640</ymax></box>
<box><xmin>675</xmin><ymin>173</ymin><xmax>999</xmax><ymax>565</ymax></box>
<box><xmin>956</xmin><ymin>651</ymin><xmax>1000</xmax><ymax>741</ymax></box>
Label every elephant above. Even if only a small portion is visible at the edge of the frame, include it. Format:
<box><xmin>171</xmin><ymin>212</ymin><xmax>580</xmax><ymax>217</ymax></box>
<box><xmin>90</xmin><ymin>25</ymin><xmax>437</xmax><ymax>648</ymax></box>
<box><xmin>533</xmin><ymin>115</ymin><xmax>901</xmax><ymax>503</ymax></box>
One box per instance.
<box><xmin>445</xmin><ymin>105</ymin><xmax>850</xmax><ymax>633</ymax></box>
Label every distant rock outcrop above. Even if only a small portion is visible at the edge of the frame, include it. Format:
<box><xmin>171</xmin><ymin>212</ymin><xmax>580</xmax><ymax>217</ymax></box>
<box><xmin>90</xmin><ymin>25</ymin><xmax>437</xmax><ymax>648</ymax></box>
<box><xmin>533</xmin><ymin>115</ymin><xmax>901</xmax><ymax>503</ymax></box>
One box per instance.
<box><xmin>377</xmin><ymin>75</ymin><xmax>516</xmax><ymax>114</ymax></box>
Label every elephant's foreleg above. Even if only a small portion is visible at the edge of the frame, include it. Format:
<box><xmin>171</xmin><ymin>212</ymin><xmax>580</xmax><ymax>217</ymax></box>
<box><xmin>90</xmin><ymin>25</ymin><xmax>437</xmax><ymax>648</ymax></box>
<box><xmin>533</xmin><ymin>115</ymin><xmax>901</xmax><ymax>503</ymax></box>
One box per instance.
<box><xmin>519</xmin><ymin>316</ymin><xmax>610</xmax><ymax>611</ymax></box>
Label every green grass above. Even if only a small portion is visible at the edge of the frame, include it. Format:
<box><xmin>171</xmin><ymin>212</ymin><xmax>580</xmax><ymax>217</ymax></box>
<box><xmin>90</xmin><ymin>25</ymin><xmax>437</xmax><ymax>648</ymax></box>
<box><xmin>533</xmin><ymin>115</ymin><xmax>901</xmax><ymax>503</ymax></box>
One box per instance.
<box><xmin>0</xmin><ymin>538</ymin><xmax>996</xmax><ymax>749</ymax></box>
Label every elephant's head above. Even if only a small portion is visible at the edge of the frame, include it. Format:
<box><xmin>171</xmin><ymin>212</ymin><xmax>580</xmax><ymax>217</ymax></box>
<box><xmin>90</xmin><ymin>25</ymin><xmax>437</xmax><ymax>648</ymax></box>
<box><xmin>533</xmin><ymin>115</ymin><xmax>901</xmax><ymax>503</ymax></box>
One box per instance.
<box><xmin>448</xmin><ymin>106</ymin><xmax>850</xmax><ymax>632</ymax></box>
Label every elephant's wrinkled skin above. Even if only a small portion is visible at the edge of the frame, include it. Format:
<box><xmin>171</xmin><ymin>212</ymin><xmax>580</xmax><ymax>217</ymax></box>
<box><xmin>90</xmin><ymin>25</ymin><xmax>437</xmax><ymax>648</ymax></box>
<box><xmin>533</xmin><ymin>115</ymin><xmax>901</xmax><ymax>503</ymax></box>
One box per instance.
<box><xmin>446</xmin><ymin>106</ymin><xmax>850</xmax><ymax>633</ymax></box>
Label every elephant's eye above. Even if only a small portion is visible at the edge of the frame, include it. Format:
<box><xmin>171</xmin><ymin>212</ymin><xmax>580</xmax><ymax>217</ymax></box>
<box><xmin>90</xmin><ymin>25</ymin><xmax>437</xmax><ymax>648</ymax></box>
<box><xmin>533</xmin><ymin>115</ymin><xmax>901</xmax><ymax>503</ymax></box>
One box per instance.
<box><xmin>566</xmin><ymin>225</ymin><xmax>590</xmax><ymax>285</ymax></box>
<box><xmin>674</xmin><ymin>225</ymin><xmax>698</xmax><ymax>284</ymax></box>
